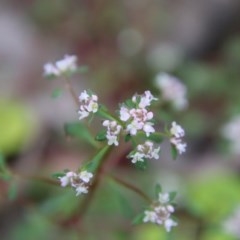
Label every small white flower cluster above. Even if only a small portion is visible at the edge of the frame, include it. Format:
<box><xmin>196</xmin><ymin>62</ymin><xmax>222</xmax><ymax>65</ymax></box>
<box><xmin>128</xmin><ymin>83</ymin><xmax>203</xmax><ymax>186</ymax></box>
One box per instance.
<box><xmin>170</xmin><ymin>122</ymin><xmax>187</xmax><ymax>155</ymax></box>
<box><xmin>155</xmin><ymin>73</ymin><xmax>188</xmax><ymax>110</ymax></box>
<box><xmin>143</xmin><ymin>192</ymin><xmax>177</xmax><ymax>232</ymax></box>
<box><xmin>59</xmin><ymin>170</ymin><xmax>93</xmax><ymax>196</ymax></box>
<box><xmin>128</xmin><ymin>141</ymin><xmax>160</xmax><ymax>163</ymax></box>
<box><xmin>221</xmin><ymin>115</ymin><xmax>240</xmax><ymax>155</ymax></box>
<box><xmin>102</xmin><ymin>120</ymin><xmax>122</xmax><ymax>146</ymax></box>
<box><xmin>119</xmin><ymin>91</ymin><xmax>157</xmax><ymax>137</ymax></box>
<box><xmin>223</xmin><ymin>206</ymin><xmax>240</xmax><ymax>237</ymax></box>
<box><xmin>44</xmin><ymin>55</ymin><xmax>77</xmax><ymax>77</ymax></box>
<box><xmin>78</xmin><ymin>90</ymin><xmax>99</xmax><ymax>120</ymax></box>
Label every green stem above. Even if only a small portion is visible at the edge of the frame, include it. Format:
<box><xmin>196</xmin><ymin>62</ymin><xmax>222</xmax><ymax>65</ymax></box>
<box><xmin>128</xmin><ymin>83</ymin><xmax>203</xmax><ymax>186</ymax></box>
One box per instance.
<box><xmin>75</xmin><ymin>145</ymin><xmax>113</xmax><ymax>218</ymax></box>
<box><xmin>108</xmin><ymin>174</ymin><xmax>152</xmax><ymax>204</ymax></box>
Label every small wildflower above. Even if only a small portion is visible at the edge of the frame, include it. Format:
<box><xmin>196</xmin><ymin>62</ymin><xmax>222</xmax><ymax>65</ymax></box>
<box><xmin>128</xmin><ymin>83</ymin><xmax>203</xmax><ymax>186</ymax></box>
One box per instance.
<box><xmin>128</xmin><ymin>141</ymin><xmax>160</xmax><ymax>163</ymax></box>
<box><xmin>43</xmin><ymin>55</ymin><xmax>77</xmax><ymax>77</ymax></box>
<box><xmin>78</xmin><ymin>90</ymin><xmax>99</xmax><ymax>120</ymax></box>
<box><xmin>143</xmin><ymin>192</ymin><xmax>177</xmax><ymax>232</ymax></box>
<box><xmin>58</xmin><ymin>170</ymin><xmax>93</xmax><ymax>196</ymax></box>
<box><xmin>223</xmin><ymin>206</ymin><xmax>240</xmax><ymax>237</ymax></box>
<box><xmin>103</xmin><ymin>120</ymin><xmax>122</xmax><ymax>146</ymax></box>
<box><xmin>170</xmin><ymin>121</ymin><xmax>185</xmax><ymax>138</ymax></box>
<box><xmin>119</xmin><ymin>91</ymin><xmax>156</xmax><ymax>137</ymax></box>
<box><xmin>170</xmin><ymin>122</ymin><xmax>187</xmax><ymax>155</ymax></box>
<box><xmin>155</xmin><ymin>73</ymin><xmax>187</xmax><ymax>110</ymax></box>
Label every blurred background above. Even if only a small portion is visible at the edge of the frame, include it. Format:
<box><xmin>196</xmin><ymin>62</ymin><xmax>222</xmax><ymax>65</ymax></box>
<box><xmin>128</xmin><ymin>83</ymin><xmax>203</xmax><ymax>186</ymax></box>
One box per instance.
<box><xmin>1</xmin><ymin>0</ymin><xmax>240</xmax><ymax>239</ymax></box>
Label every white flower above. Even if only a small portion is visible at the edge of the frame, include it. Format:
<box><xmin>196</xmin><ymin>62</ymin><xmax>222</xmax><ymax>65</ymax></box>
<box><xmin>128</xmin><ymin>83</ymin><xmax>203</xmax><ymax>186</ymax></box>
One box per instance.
<box><xmin>158</xmin><ymin>193</ymin><xmax>170</xmax><ymax>204</ymax></box>
<box><xmin>75</xmin><ymin>185</ymin><xmax>88</xmax><ymax>196</ymax></box>
<box><xmin>142</xmin><ymin>190</ymin><xmax>177</xmax><ymax>232</ymax></box>
<box><xmin>143</xmin><ymin>210</ymin><xmax>158</xmax><ymax>223</ymax></box>
<box><xmin>78</xmin><ymin>90</ymin><xmax>99</xmax><ymax>120</ymax></box>
<box><xmin>119</xmin><ymin>91</ymin><xmax>156</xmax><ymax>137</ymax></box>
<box><xmin>43</xmin><ymin>55</ymin><xmax>77</xmax><ymax>77</ymax></box>
<box><xmin>59</xmin><ymin>171</ymin><xmax>76</xmax><ymax>187</ymax></box>
<box><xmin>155</xmin><ymin>73</ymin><xmax>187</xmax><ymax>110</ymax></box>
<box><xmin>170</xmin><ymin>138</ymin><xmax>187</xmax><ymax>155</ymax></box>
<box><xmin>170</xmin><ymin>122</ymin><xmax>185</xmax><ymax>138</ymax></box>
<box><xmin>128</xmin><ymin>141</ymin><xmax>160</xmax><ymax>163</ymax></box>
<box><xmin>103</xmin><ymin>120</ymin><xmax>122</xmax><ymax>146</ymax></box>
<box><xmin>79</xmin><ymin>171</ymin><xmax>93</xmax><ymax>183</ymax></box>
<box><xmin>55</xmin><ymin>55</ymin><xmax>77</xmax><ymax>73</ymax></box>
<box><xmin>120</xmin><ymin>106</ymin><xmax>131</xmax><ymax>121</ymax></box>
<box><xmin>59</xmin><ymin>170</ymin><xmax>93</xmax><ymax>196</ymax></box>
<box><xmin>164</xmin><ymin>219</ymin><xmax>178</xmax><ymax>232</ymax></box>
<box><xmin>169</xmin><ymin>122</ymin><xmax>186</xmax><ymax>155</ymax></box>
<box><xmin>43</xmin><ymin>63</ymin><xmax>59</xmax><ymax>76</ymax></box>
<box><xmin>133</xmin><ymin>90</ymin><xmax>158</xmax><ymax>109</ymax></box>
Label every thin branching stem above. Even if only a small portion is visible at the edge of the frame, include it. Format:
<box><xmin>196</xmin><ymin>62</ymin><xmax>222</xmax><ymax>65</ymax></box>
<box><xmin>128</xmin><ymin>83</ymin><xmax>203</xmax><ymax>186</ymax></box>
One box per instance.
<box><xmin>107</xmin><ymin>173</ymin><xmax>152</xmax><ymax>204</ymax></box>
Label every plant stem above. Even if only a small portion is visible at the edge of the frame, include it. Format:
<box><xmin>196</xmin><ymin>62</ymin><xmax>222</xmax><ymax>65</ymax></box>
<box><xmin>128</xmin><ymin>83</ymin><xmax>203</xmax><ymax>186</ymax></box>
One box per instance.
<box><xmin>74</xmin><ymin>145</ymin><xmax>113</xmax><ymax>220</ymax></box>
<box><xmin>108</xmin><ymin>174</ymin><xmax>152</xmax><ymax>204</ymax></box>
<box><xmin>63</xmin><ymin>78</ymin><xmax>79</xmax><ymax>107</ymax></box>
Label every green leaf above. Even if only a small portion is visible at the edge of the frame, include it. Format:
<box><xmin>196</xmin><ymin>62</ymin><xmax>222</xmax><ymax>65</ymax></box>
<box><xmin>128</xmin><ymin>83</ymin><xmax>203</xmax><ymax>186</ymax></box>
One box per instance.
<box><xmin>82</xmin><ymin>145</ymin><xmax>111</xmax><ymax>172</ymax></box>
<box><xmin>171</xmin><ymin>145</ymin><xmax>178</xmax><ymax>160</ymax></box>
<box><xmin>148</xmin><ymin>133</ymin><xmax>164</xmax><ymax>143</ymax></box>
<box><xmin>169</xmin><ymin>191</ymin><xmax>177</xmax><ymax>201</ymax></box>
<box><xmin>132</xmin><ymin>212</ymin><xmax>145</xmax><ymax>225</ymax></box>
<box><xmin>51</xmin><ymin>88</ymin><xmax>63</xmax><ymax>98</ymax></box>
<box><xmin>124</xmin><ymin>134</ymin><xmax>131</xmax><ymax>142</ymax></box>
<box><xmin>125</xmin><ymin>99</ymin><xmax>135</xmax><ymax>108</ymax></box>
<box><xmin>95</xmin><ymin>130</ymin><xmax>107</xmax><ymax>141</ymax></box>
<box><xmin>135</xmin><ymin>159</ymin><xmax>147</xmax><ymax>170</ymax></box>
<box><xmin>8</xmin><ymin>181</ymin><xmax>17</xmax><ymax>201</ymax></box>
<box><xmin>155</xmin><ymin>183</ymin><xmax>162</xmax><ymax>198</ymax></box>
<box><xmin>96</xmin><ymin>105</ymin><xmax>116</xmax><ymax>121</ymax></box>
<box><xmin>64</xmin><ymin>121</ymin><xmax>98</xmax><ymax>148</ymax></box>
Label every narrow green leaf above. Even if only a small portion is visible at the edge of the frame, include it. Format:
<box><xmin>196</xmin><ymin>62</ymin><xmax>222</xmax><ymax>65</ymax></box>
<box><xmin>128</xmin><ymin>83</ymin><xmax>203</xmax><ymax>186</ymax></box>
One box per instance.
<box><xmin>8</xmin><ymin>181</ymin><xmax>17</xmax><ymax>201</ymax></box>
<box><xmin>169</xmin><ymin>191</ymin><xmax>177</xmax><ymax>202</ymax></box>
<box><xmin>171</xmin><ymin>145</ymin><xmax>178</xmax><ymax>160</ymax></box>
<box><xmin>51</xmin><ymin>88</ymin><xmax>63</xmax><ymax>98</ymax></box>
<box><xmin>155</xmin><ymin>183</ymin><xmax>162</xmax><ymax>198</ymax></box>
<box><xmin>64</xmin><ymin>122</ymin><xmax>98</xmax><ymax>148</ymax></box>
<box><xmin>95</xmin><ymin>130</ymin><xmax>107</xmax><ymax>141</ymax></box>
<box><xmin>132</xmin><ymin>212</ymin><xmax>145</xmax><ymax>225</ymax></box>
<box><xmin>148</xmin><ymin>133</ymin><xmax>164</xmax><ymax>143</ymax></box>
<box><xmin>125</xmin><ymin>99</ymin><xmax>135</xmax><ymax>108</ymax></box>
<box><xmin>124</xmin><ymin>134</ymin><xmax>131</xmax><ymax>142</ymax></box>
<box><xmin>96</xmin><ymin>105</ymin><xmax>116</xmax><ymax>121</ymax></box>
<box><xmin>82</xmin><ymin>145</ymin><xmax>111</xmax><ymax>172</ymax></box>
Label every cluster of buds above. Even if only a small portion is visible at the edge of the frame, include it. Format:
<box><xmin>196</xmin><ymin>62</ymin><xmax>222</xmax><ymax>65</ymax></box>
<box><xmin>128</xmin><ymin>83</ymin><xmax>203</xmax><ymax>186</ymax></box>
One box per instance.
<box><xmin>59</xmin><ymin>170</ymin><xmax>93</xmax><ymax>196</ymax></box>
<box><xmin>43</xmin><ymin>55</ymin><xmax>77</xmax><ymax>77</ymax></box>
<box><xmin>119</xmin><ymin>91</ymin><xmax>157</xmax><ymax>137</ymax></box>
<box><xmin>78</xmin><ymin>90</ymin><xmax>99</xmax><ymax>120</ymax></box>
<box><xmin>102</xmin><ymin>120</ymin><xmax>122</xmax><ymax>146</ymax></box>
<box><xmin>128</xmin><ymin>141</ymin><xmax>160</xmax><ymax>163</ymax></box>
<box><xmin>170</xmin><ymin>122</ymin><xmax>187</xmax><ymax>155</ymax></box>
<box><xmin>143</xmin><ymin>192</ymin><xmax>177</xmax><ymax>232</ymax></box>
<box><xmin>155</xmin><ymin>73</ymin><xmax>188</xmax><ymax>110</ymax></box>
